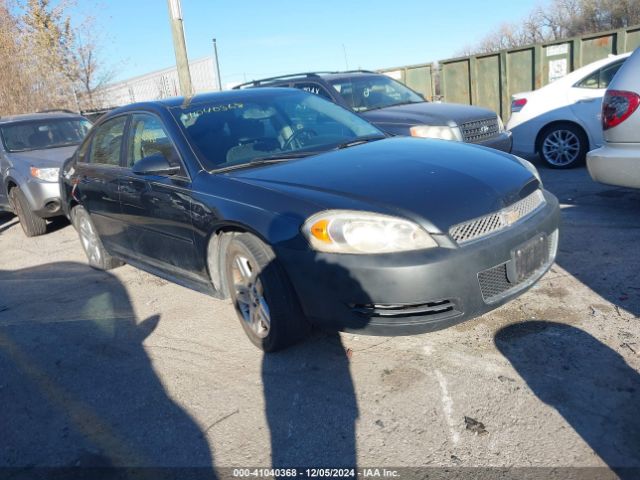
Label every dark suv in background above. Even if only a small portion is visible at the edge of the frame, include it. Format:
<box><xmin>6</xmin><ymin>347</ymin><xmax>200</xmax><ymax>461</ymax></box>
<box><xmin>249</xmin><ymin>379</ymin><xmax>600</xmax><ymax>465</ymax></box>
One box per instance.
<box><xmin>235</xmin><ymin>71</ymin><xmax>512</xmax><ymax>152</ymax></box>
<box><xmin>0</xmin><ymin>111</ymin><xmax>91</xmax><ymax>236</ymax></box>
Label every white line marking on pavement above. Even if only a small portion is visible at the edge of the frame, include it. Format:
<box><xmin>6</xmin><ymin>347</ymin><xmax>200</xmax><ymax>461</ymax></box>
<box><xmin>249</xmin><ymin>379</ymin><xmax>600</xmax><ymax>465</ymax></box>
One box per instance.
<box><xmin>435</xmin><ymin>369</ymin><xmax>459</xmax><ymax>445</ymax></box>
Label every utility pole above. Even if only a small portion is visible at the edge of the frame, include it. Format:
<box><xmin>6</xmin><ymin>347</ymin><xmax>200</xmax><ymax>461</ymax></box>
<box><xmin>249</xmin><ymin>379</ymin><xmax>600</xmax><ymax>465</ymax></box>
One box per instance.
<box><xmin>212</xmin><ymin>38</ymin><xmax>223</xmax><ymax>91</ymax></box>
<box><xmin>167</xmin><ymin>0</ymin><xmax>193</xmax><ymax>96</ymax></box>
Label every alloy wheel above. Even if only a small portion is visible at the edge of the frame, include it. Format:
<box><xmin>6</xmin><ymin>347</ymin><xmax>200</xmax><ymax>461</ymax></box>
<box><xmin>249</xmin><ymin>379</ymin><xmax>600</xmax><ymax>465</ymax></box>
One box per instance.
<box><xmin>230</xmin><ymin>254</ymin><xmax>271</xmax><ymax>338</ymax></box>
<box><xmin>542</xmin><ymin>129</ymin><xmax>581</xmax><ymax>167</ymax></box>
<box><xmin>78</xmin><ymin>214</ymin><xmax>102</xmax><ymax>266</ymax></box>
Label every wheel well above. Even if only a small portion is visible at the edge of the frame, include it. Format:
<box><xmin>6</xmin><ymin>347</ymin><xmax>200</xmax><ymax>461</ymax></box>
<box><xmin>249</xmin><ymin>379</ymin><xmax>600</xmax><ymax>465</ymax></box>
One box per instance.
<box><xmin>206</xmin><ymin>226</ymin><xmax>247</xmax><ymax>299</ymax></box>
<box><xmin>535</xmin><ymin>121</ymin><xmax>589</xmax><ymax>153</ymax></box>
<box><xmin>5</xmin><ymin>180</ymin><xmax>17</xmax><ymax>207</ymax></box>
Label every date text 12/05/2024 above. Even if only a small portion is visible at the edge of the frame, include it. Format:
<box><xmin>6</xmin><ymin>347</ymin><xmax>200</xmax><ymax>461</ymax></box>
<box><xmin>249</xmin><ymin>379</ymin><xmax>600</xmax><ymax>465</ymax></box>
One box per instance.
<box><xmin>232</xmin><ymin>469</ymin><xmax>399</xmax><ymax>478</ymax></box>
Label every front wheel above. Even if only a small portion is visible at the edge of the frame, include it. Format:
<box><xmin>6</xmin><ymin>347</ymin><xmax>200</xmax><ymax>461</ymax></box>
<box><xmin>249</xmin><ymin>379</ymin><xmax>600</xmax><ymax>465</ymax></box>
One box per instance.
<box><xmin>538</xmin><ymin>123</ymin><xmax>587</xmax><ymax>169</ymax></box>
<box><xmin>9</xmin><ymin>187</ymin><xmax>47</xmax><ymax>237</ymax></box>
<box><xmin>72</xmin><ymin>206</ymin><xmax>123</xmax><ymax>270</ymax></box>
<box><xmin>224</xmin><ymin>233</ymin><xmax>309</xmax><ymax>352</ymax></box>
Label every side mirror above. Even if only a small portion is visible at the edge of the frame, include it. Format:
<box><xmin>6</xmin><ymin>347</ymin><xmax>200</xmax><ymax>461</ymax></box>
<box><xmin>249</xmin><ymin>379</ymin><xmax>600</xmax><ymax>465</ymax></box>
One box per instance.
<box><xmin>132</xmin><ymin>153</ymin><xmax>181</xmax><ymax>176</ymax></box>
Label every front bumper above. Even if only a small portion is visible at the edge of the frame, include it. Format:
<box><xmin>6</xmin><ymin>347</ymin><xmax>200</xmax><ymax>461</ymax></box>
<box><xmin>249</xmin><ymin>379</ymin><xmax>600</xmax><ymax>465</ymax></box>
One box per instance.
<box><xmin>587</xmin><ymin>143</ymin><xmax>640</xmax><ymax>189</ymax></box>
<box><xmin>508</xmin><ymin>123</ymin><xmax>537</xmax><ymax>156</ymax></box>
<box><xmin>22</xmin><ymin>179</ymin><xmax>63</xmax><ymax>218</ymax></box>
<box><xmin>276</xmin><ymin>191</ymin><xmax>560</xmax><ymax>335</ymax></box>
<box><xmin>472</xmin><ymin>131</ymin><xmax>513</xmax><ymax>153</ymax></box>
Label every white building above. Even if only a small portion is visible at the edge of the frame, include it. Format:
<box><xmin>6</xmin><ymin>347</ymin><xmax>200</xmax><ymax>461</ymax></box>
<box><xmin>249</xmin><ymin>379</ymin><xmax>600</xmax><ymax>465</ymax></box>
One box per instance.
<box><xmin>95</xmin><ymin>56</ymin><xmax>219</xmax><ymax>109</ymax></box>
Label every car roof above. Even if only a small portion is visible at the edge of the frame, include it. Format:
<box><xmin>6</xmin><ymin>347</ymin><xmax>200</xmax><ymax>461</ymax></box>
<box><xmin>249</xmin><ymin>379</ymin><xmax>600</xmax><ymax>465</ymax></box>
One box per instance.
<box><xmin>0</xmin><ymin>111</ymin><xmax>86</xmax><ymax>125</ymax></box>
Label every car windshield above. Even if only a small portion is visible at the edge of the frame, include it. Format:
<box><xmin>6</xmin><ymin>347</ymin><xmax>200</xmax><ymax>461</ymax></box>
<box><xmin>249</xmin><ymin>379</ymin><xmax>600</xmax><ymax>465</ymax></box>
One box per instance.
<box><xmin>0</xmin><ymin>118</ymin><xmax>91</xmax><ymax>152</ymax></box>
<box><xmin>329</xmin><ymin>75</ymin><xmax>425</xmax><ymax>112</ymax></box>
<box><xmin>172</xmin><ymin>90</ymin><xmax>384</xmax><ymax>171</ymax></box>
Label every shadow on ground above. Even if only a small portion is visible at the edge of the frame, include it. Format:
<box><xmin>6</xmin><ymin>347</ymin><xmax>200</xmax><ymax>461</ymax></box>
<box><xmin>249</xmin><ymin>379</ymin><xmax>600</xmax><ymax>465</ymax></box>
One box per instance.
<box><xmin>539</xmin><ymin>167</ymin><xmax>640</xmax><ymax>317</ymax></box>
<box><xmin>262</xmin><ymin>333</ymin><xmax>358</xmax><ymax>467</ymax></box>
<box><xmin>0</xmin><ymin>212</ymin><xmax>17</xmax><ymax>234</ymax></box>
<box><xmin>0</xmin><ymin>213</ymin><xmax>69</xmax><ymax>236</ymax></box>
<box><xmin>0</xmin><ymin>262</ymin><xmax>215</xmax><ymax>479</ymax></box>
<box><xmin>496</xmin><ymin>321</ymin><xmax>640</xmax><ymax>478</ymax></box>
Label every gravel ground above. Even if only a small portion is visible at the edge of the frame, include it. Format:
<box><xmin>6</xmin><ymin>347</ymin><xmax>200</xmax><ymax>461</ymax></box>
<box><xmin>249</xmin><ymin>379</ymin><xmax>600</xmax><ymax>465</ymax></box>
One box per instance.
<box><xmin>0</xmin><ymin>166</ymin><xmax>638</xmax><ymax>478</ymax></box>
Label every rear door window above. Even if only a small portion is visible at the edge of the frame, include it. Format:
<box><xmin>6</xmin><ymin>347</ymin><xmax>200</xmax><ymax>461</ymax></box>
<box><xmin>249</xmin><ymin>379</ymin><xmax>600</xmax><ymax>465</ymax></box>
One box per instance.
<box><xmin>598</xmin><ymin>60</ymin><xmax>625</xmax><ymax>89</ymax></box>
<box><xmin>575</xmin><ymin>59</ymin><xmax>626</xmax><ymax>89</ymax></box>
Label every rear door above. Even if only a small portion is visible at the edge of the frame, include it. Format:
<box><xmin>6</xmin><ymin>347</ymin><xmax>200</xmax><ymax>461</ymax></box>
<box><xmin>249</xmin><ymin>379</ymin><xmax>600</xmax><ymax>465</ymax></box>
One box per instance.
<box><xmin>75</xmin><ymin>115</ymin><xmax>128</xmax><ymax>251</ymax></box>
<box><xmin>118</xmin><ymin>112</ymin><xmax>199</xmax><ymax>275</ymax></box>
<box><xmin>569</xmin><ymin>59</ymin><xmax>626</xmax><ymax>147</ymax></box>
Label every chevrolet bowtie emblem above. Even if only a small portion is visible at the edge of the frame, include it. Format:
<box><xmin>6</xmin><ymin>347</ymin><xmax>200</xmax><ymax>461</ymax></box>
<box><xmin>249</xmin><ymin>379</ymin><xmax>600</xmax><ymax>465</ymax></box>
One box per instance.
<box><xmin>503</xmin><ymin>208</ymin><xmax>520</xmax><ymax>226</ymax></box>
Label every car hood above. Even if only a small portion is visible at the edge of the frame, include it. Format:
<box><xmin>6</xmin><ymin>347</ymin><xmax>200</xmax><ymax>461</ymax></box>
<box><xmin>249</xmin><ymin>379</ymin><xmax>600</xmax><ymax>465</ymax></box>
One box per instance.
<box><xmin>225</xmin><ymin>137</ymin><xmax>538</xmax><ymax>232</ymax></box>
<box><xmin>6</xmin><ymin>145</ymin><xmax>78</xmax><ymax>168</ymax></box>
<box><xmin>361</xmin><ymin>101</ymin><xmax>497</xmax><ymax>127</ymax></box>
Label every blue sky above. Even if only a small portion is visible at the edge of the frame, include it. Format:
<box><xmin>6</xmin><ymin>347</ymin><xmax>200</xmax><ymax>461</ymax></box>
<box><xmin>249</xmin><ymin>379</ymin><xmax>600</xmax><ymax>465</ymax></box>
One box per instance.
<box><xmin>73</xmin><ymin>0</ymin><xmax>539</xmax><ymax>87</ymax></box>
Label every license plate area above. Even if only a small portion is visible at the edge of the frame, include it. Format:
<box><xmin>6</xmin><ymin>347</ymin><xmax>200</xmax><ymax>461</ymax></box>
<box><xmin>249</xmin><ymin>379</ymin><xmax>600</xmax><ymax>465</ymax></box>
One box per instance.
<box><xmin>507</xmin><ymin>235</ymin><xmax>547</xmax><ymax>283</ymax></box>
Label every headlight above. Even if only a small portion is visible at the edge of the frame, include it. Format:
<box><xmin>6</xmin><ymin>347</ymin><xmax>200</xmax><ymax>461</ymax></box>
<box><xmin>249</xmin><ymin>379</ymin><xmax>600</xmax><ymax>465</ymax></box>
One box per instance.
<box><xmin>30</xmin><ymin>167</ymin><xmax>60</xmax><ymax>182</ymax></box>
<box><xmin>497</xmin><ymin>115</ymin><xmax>505</xmax><ymax>132</ymax></box>
<box><xmin>513</xmin><ymin>156</ymin><xmax>541</xmax><ymax>184</ymax></box>
<box><xmin>410</xmin><ymin>125</ymin><xmax>463</xmax><ymax>141</ymax></box>
<box><xmin>302</xmin><ymin>210</ymin><xmax>438</xmax><ymax>254</ymax></box>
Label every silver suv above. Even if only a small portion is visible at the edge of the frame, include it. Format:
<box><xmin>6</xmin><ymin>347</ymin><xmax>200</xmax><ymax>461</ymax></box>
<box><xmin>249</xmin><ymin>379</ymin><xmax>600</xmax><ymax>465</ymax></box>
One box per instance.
<box><xmin>0</xmin><ymin>111</ymin><xmax>91</xmax><ymax>236</ymax></box>
<box><xmin>587</xmin><ymin>47</ymin><xmax>640</xmax><ymax>188</ymax></box>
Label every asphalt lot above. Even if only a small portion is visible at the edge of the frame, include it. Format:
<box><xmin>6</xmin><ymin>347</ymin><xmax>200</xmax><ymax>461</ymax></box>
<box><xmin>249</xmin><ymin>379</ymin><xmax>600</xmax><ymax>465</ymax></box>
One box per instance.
<box><xmin>0</xmin><ymin>165</ymin><xmax>639</xmax><ymax>477</ymax></box>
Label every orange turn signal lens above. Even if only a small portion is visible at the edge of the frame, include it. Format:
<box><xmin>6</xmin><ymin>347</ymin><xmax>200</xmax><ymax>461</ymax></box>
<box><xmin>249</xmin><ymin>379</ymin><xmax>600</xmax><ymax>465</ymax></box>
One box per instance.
<box><xmin>309</xmin><ymin>219</ymin><xmax>332</xmax><ymax>243</ymax></box>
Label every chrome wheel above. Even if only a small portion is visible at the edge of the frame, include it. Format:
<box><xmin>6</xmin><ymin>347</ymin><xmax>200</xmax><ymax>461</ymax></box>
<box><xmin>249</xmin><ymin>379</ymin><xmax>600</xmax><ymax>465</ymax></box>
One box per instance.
<box><xmin>78</xmin><ymin>213</ymin><xmax>102</xmax><ymax>266</ymax></box>
<box><xmin>542</xmin><ymin>129</ymin><xmax>581</xmax><ymax>167</ymax></box>
<box><xmin>230</xmin><ymin>254</ymin><xmax>271</xmax><ymax>338</ymax></box>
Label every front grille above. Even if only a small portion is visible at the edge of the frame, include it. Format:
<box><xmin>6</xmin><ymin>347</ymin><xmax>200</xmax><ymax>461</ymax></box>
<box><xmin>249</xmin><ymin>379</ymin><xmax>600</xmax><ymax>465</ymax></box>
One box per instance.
<box><xmin>478</xmin><ymin>229</ymin><xmax>558</xmax><ymax>303</ymax></box>
<box><xmin>450</xmin><ymin>190</ymin><xmax>546</xmax><ymax>245</ymax></box>
<box><xmin>460</xmin><ymin>117</ymin><xmax>500</xmax><ymax>142</ymax></box>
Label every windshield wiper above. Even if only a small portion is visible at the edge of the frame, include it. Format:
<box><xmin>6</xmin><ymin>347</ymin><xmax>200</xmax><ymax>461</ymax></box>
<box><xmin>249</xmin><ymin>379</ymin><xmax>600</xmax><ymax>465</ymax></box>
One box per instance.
<box><xmin>213</xmin><ymin>152</ymin><xmax>317</xmax><ymax>173</ymax></box>
<box><xmin>363</xmin><ymin>100</ymin><xmax>424</xmax><ymax>112</ymax></box>
<box><xmin>335</xmin><ymin>135</ymin><xmax>386</xmax><ymax>150</ymax></box>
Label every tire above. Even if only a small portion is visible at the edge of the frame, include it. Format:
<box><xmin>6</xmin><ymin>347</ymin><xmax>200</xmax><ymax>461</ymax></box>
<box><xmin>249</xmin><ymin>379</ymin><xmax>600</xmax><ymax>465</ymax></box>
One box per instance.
<box><xmin>224</xmin><ymin>233</ymin><xmax>310</xmax><ymax>352</ymax></box>
<box><xmin>537</xmin><ymin>123</ymin><xmax>588</xmax><ymax>169</ymax></box>
<box><xmin>72</xmin><ymin>205</ymin><xmax>123</xmax><ymax>270</ymax></box>
<box><xmin>9</xmin><ymin>187</ymin><xmax>47</xmax><ymax>237</ymax></box>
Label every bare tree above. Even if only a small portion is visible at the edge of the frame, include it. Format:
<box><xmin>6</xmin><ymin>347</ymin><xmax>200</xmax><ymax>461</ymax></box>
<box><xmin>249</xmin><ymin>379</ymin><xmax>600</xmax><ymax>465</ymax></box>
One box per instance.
<box><xmin>460</xmin><ymin>0</ymin><xmax>640</xmax><ymax>55</ymax></box>
<box><xmin>20</xmin><ymin>0</ymin><xmax>78</xmax><ymax>110</ymax></box>
<box><xmin>73</xmin><ymin>19</ymin><xmax>115</xmax><ymax>111</ymax></box>
<box><xmin>0</xmin><ymin>0</ymin><xmax>115</xmax><ymax>116</ymax></box>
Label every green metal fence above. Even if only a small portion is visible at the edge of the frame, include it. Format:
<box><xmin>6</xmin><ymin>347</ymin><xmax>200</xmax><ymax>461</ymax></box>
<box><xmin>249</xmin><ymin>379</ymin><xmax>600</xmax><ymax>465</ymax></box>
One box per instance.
<box><xmin>379</xmin><ymin>25</ymin><xmax>640</xmax><ymax>121</ymax></box>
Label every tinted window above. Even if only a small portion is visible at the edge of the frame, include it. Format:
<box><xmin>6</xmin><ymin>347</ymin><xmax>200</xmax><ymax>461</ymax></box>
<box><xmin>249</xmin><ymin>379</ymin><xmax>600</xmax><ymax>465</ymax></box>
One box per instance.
<box><xmin>576</xmin><ymin>60</ymin><xmax>625</xmax><ymax>89</ymax></box>
<box><xmin>329</xmin><ymin>75</ymin><xmax>424</xmax><ymax>112</ymax></box>
<box><xmin>127</xmin><ymin>113</ymin><xmax>180</xmax><ymax>169</ymax></box>
<box><xmin>599</xmin><ymin>61</ymin><xmax>624</xmax><ymax>89</ymax></box>
<box><xmin>576</xmin><ymin>70</ymin><xmax>599</xmax><ymax>89</ymax></box>
<box><xmin>88</xmin><ymin>116</ymin><xmax>127</xmax><ymax>166</ymax></box>
<box><xmin>172</xmin><ymin>90</ymin><xmax>383</xmax><ymax>170</ymax></box>
<box><xmin>293</xmin><ymin>82</ymin><xmax>333</xmax><ymax>100</ymax></box>
<box><xmin>0</xmin><ymin>118</ymin><xmax>91</xmax><ymax>152</ymax></box>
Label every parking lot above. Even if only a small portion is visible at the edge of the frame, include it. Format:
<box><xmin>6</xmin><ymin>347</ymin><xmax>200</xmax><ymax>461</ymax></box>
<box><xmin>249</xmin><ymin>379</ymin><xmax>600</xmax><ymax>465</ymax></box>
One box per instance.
<box><xmin>0</xmin><ymin>165</ymin><xmax>639</xmax><ymax>476</ymax></box>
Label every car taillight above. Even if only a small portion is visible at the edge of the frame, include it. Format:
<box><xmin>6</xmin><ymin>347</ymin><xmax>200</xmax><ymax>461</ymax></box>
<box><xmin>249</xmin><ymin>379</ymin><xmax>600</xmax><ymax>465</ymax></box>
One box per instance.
<box><xmin>511</xmin><ymin>98</ymin><xmax>527</xmax><ymax>112</ymax></box>
<box><xmin>602</xmin><ymin>90</ymin><xmax>640</xmax><ymax>130</ymax></box>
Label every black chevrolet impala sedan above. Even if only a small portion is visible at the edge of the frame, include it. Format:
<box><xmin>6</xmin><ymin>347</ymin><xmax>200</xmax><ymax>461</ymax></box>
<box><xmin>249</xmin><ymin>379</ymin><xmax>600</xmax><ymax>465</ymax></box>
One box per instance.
<box><xmin>60</xmin><ymin>88</ymin><xmax>560</xmax><ymax>351</ymax></box>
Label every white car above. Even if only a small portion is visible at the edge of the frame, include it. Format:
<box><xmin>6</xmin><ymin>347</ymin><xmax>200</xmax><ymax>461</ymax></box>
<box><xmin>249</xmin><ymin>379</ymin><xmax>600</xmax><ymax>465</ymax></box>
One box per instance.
<box><xmin>587</xmin><ymin>48</ymin><xmax>640</xmax><ymax>188</ymax></box>
<box><xmin>507</xmin><ymin>53</ymin><xmax>631</xmax><ymax>169</ymax></box>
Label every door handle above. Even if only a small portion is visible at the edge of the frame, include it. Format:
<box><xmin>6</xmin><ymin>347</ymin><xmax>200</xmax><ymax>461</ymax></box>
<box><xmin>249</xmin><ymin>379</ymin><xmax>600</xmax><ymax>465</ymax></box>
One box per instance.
<box><xmin>576</xmin><ymin>98</ymin><xmax>598</xmax><ymax>104</ymax></box>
